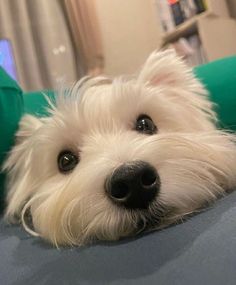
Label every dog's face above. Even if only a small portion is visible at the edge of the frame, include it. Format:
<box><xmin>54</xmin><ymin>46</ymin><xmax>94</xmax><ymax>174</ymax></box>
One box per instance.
<box><xmin>4</xmin><ymin>51</ymin><xmax>236</xmax><ymax>246</ymax></box>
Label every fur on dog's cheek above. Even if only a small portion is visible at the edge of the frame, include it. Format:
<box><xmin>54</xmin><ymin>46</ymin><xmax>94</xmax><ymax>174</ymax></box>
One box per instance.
<box><xmin>28</xmin><ymin>168</ymin><xmax>139</xmax><ymax>246</ymax></box>
<box><xmin>145</xmin><ymin>133</ymin><xmax>236</xmax><ymax>214</ymax></box>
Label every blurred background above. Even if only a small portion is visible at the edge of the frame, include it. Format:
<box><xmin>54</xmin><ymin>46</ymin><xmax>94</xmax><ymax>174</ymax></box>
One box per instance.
<box><xmin>0</xmin><ymin>0</ymin><xmax>236</xmax><ymax>92</ymax></box>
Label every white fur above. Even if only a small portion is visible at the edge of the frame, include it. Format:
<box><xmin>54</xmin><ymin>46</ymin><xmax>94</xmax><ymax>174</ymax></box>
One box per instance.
<box><xmin>3</xmin><ymin>50</ymin><xmax>236</xmax><ymax>247</ymax></box>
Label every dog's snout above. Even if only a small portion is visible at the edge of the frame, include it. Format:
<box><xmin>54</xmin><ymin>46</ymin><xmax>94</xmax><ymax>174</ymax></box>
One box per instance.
<box><xmin>105</xmin><ymin>161</ymin><xmax>160</xmax><ymax>209</ymax></box>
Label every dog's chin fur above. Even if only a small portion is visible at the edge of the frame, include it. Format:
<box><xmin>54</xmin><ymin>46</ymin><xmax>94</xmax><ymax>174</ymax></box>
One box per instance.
<box><xmin>3</xmin><ymin>50</ymin><xmax>236</xmax><ymax>247</ymax></box>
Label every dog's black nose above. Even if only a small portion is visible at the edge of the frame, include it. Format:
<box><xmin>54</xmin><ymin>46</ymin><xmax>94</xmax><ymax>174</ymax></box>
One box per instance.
<box><xmin>105</xmin><ymin>161</ymin><xmax>160</xmax><ymax>209</ymax></box>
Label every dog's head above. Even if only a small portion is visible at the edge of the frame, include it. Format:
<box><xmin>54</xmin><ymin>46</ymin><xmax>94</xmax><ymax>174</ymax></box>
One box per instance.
<box><xmin>4</xmin><ymin>50</ymin><xmax>236</xmax><ymax>246</ymax></box>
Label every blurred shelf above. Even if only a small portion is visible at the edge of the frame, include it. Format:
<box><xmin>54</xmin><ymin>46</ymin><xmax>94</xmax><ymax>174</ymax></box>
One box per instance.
<box><xmin>161</xmin><ymin>11</ymin><xmax>211</xmax><ymax>46</ymax></box>
<box><xmin>157</xmin><ymin>0</ymin><xmax>236</xmax><ymax>65</ymax></box>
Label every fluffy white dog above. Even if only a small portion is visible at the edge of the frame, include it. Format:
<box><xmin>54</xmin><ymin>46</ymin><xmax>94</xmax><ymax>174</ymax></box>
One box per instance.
<box><xmin>3</xmin><ymin>50</ymin><xmax>236</xmax><ymax>247</ymax></box>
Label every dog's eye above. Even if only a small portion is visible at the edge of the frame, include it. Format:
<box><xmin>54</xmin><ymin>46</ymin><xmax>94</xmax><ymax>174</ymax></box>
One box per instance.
<box><xmin>135</xmin><ymin>115</ymin><xmax>157</xmax><ymax>135</ymax></box>
<box><xmin>57</xmin><ymin>150</ymin><xmax>79</xmax><ymax>173</ymax></box>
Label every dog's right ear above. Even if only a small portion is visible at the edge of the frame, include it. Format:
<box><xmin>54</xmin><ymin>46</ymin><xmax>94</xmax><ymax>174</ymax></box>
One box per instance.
<box><xmin>137</xmin><ymin>49</ymin><xmax>195</xmax><ymax>89</ymax></box>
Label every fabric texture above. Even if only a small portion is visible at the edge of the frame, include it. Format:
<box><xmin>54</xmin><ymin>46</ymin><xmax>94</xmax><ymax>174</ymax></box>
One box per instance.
<box><xmin>194</xmin><ymin>56</ymin><xmax>236</xmax><ymax>131</ymax></box>
<box><xmin>0</xmin><ymin>68</ymin><xmax>23</xmax><ymax>210</ymax></box>
<box><xmin>1</xmin><ymin>190</ymin><xmax>236</xmax><ymax>285</ymax></box>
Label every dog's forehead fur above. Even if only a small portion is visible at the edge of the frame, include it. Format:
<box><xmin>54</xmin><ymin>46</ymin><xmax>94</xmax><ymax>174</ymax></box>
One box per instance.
<box><xmin>49</xmin><ymin>78</ymin><xmax>213</xmax><ymax>141</ymax></box>
<box><xmin>38</xmin><ymin>50</ymin><xmax>216</xmax><ymax>145</ymax></box>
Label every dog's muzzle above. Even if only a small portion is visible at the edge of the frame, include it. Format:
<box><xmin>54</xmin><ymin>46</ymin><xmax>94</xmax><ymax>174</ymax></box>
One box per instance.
<box><xmin>105</xmin><ymin>161</ymin><xmax>160</xmax><ymax>209</ymax></box>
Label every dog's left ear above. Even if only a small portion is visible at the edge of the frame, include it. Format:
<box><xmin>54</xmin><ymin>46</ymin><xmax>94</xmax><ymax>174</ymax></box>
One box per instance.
<box><xmin>3</xmin><ymin>114</ymin><xmax>44</xmax><ymax>222</ymax></box>
<box><xmin>138</xmin><ymin>49</ymin><xmax>194</xmax><ymax>88</ymax></box>
<box><xmin>15</xmin><ymin>114</ymin><xmax>43</xmax><ymax>144</ymax></box>
<box><xmin>3</xmin><ymin>114</ymin><xmax>43</xmax><ymax>171</ymax></box>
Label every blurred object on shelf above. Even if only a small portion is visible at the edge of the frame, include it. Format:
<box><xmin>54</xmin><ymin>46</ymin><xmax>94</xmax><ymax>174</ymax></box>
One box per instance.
<box><xmin>157</xmin><ymin>0</ymin><xmax>236</xmax><ymax>65</ymax></box>
<box><xmin>157</xmin><ymin>0</ymin><xmax>209</xmax><ymax>32</ymax></box>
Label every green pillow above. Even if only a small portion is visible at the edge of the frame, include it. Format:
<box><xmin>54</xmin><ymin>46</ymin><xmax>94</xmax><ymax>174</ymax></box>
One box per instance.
<box><xmin>194</xmin><ymin>56</ymin><xmax>236</xmax><ymax>131</ymax></box>
<box><xmin>0</xmin><ymin>68</ymin><xmax>23</xmax><ymax>210</ymax></box>
<box><xmin>23</xmin><ymin>89</ymin><xmax>55</xmax><ymax>117</ymax></box>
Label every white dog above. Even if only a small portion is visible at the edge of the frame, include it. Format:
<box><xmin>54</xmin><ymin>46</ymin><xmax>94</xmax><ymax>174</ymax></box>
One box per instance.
<box><xmin>3</xmin><ymin>50</ymin><xmax>236</xmax><ymax>247</ymax></box>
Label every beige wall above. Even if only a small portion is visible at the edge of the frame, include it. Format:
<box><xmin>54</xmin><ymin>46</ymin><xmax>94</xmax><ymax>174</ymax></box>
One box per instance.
<box><xmin>95</xmin><ymin>0</ymin><xmax>162</xmax><ymax>76</ymax></box>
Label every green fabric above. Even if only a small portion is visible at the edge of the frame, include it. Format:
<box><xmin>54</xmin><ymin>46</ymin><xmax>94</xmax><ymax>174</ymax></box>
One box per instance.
<box><xmin>23</xmin><ymin>90</ymin><xmax>54</xmax><ymax>117</ymax></box>
<box><xmin>194</xmin><ymin>56</ymin><xmax>236</xmax><ymax>131</ymax></box>
<box><xmin>0</xmin><ymin>68</ymin><xmax>23</xmax><ymax>210</ymax></box>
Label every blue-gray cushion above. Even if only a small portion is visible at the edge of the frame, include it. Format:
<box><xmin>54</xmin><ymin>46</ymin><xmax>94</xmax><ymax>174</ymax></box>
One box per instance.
<box><xmin>1</xmin><ymin>191</ymin><xmax>236</xmax><ymax>285</ymax></box>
